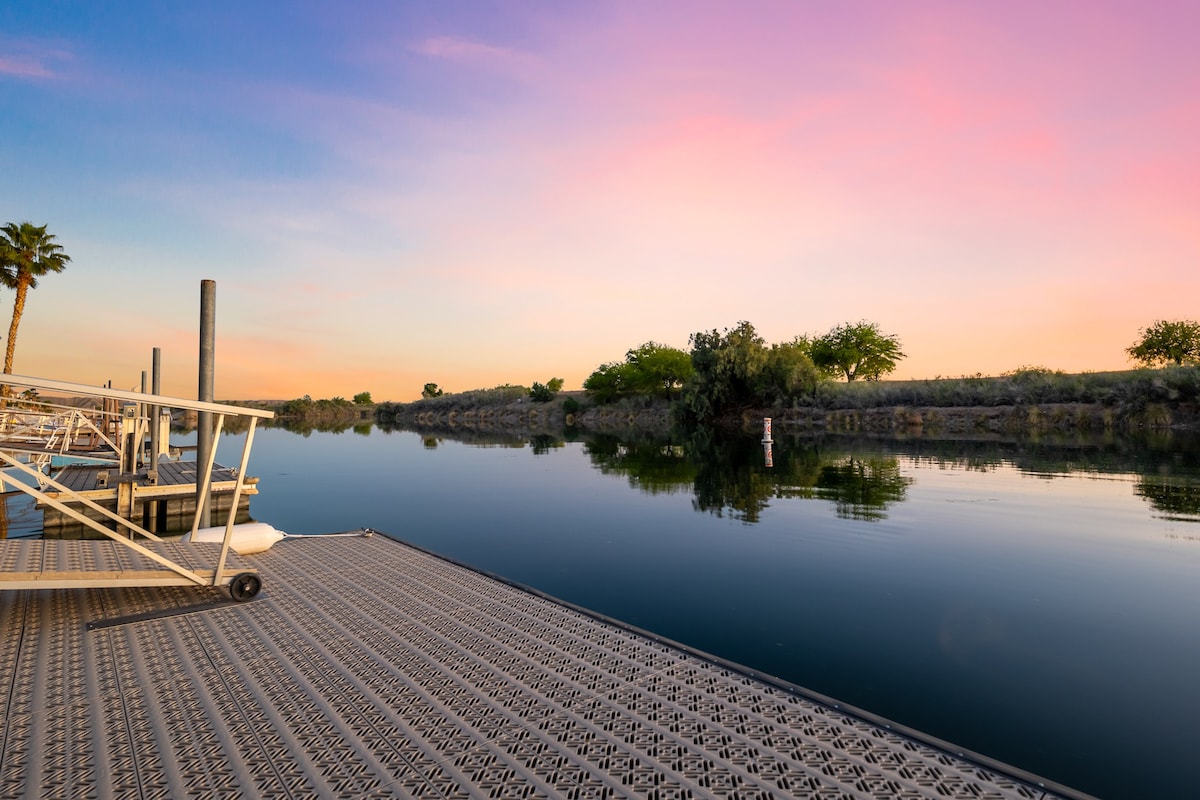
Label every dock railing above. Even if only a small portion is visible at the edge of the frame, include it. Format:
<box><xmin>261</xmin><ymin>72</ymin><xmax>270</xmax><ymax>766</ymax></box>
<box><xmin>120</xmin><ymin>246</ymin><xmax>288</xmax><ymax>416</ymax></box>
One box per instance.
<box><xmin>0</xmin><ymin>374</ymin><xmax>274</xmax><ymax>591</ymax></box>
<box><xmin>0</xmin><ymin>398</ymin><xmax>125</xmax><ymax>475</ymax></box>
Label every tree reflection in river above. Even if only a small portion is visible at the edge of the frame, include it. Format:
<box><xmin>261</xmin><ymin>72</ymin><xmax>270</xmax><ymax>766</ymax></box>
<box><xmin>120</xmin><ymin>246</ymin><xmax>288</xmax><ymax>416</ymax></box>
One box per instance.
<box><xmin>1134</xmin><ymin>475</ymin><xmax>1200</xmax><ymax>521</ymax></box>
<box><xmin>688</xmin><ymin>429</ymin><xmax>779</xmax><ymax>522</ymax></box>
<box><xmin>584</xmin><ymin>430</ymin><xmax>911</xmax><ymax>523</ymax></box>
<box><xmin>358</xmin><ymin>418</ymin><xmax>1200</xmax><ymax>527</ymax></box>
<box><xmin>812</xmin><ymin>456</ymin><xmax>912</xmax><ymax>521</ymax></box>
<box><xmin>577</xmin><ymin>428</ymin><xmax>1200</xmax><ymax>525</ymax></box>
<box><xmin>584</xmin><ymin>434</ymin><xmax>696</xmax><ymax>496</ymax></box>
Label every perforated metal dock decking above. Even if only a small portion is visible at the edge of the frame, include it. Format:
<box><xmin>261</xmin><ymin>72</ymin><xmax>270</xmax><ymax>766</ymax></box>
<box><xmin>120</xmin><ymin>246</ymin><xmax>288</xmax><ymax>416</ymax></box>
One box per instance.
<box><xmin>0</xmin><ymin>533</ymin><xmax>1089</xmax><ymax>799</ymax></box>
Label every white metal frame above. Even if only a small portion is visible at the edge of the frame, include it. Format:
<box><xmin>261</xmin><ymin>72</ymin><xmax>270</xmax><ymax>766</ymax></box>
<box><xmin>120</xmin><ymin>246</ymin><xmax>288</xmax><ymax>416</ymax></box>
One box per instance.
<box><xmin>0</xmin><ymin>400</ymin><xmax>124</xmax><ymax>477</ymax></box>
<box><xmin>0</xmin><ymin>374</ymin><xmax>274</xmax><ymax>594</ymax></box>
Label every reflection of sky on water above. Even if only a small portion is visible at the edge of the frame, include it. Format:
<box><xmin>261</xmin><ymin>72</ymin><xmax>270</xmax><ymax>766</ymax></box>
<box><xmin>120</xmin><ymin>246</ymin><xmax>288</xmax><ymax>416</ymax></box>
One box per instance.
<box><xmin>236</xmin><ymin>427</ymin><xmax>1198</xmax><ymax>800</ymax></box>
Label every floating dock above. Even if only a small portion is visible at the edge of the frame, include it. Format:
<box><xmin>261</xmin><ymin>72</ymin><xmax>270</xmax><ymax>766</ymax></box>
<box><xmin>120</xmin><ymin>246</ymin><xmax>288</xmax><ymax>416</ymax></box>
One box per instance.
<box><xmin>1</xmin><ymin>375</ymin><xmax>271</xmax><ymax>614</ymax></box>
<box><xmin>39</xmin><ymin>461</ymin><xmax>255</xmax><ymax>537</ymax></box>
<box><xmin>0</xmin><ymin>532</ymin><xmax>1090</xmax><ymax>799</ymax></box>
<box><xmin>1</xmin><ymin>374</ymin><xmax>271</xmax><ymax>544</ymax></box>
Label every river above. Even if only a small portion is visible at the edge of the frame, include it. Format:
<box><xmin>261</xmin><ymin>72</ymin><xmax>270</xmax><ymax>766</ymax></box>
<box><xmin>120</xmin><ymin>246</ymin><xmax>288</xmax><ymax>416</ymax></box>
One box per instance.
<box><xmin>110</xmin><ymin>424</ymin><xmax>1200</xmax><ymax>797</ymax></box>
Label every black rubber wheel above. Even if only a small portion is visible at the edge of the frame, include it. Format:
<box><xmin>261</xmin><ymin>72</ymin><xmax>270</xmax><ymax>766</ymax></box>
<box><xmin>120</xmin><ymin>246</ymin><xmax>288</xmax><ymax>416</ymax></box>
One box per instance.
<box><xmin>229</xmin><ymin>572</ymin><xmax>262</xmax><ymax>601</ymax></box>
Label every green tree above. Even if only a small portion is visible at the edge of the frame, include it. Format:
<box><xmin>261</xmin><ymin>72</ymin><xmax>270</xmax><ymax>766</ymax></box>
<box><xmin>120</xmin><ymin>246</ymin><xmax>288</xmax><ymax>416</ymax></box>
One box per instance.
<box><xmin>811</xmin><ymin>321</ymin><xmax>904</xmax><ymax>381</ymax></box>
<box><xmin>585</xmin><ymin>342</ymin><xmax>694</xmax><ymax>403</ymax></box>
<box><xmin>421</xmin><ymin>383</ymin><xmax>443</xmax><ymax>398</ymax></box>
<box><xmin>353</xmin><ymin>391</ymin><xmax>373</xmax><ymax>405</ymax></box>
<box><xmin>624</xmin><ymin>342</ymin><xmax>694</xmax><ymax>398</ymax></box>
<box><xmin>679</xmin><ymin>321</ymin><xmax>768</xmax><ymax>423</ymax></box>
<box><xmin>1126</xmin><ymin>320</ymin><xmax>1200</xmax><ymax>367</ymax></box>
<box><xmin>755</xmin><ymin>337</ymin><xmax>822</xmax><ymax>404</ymax></box>
<box><xmin>279</xmin><ymin>395</ymin><xmax>315</xmax><ymax>415</ymax></box>
<box><xmin>529</xmin><ymin>378</ymin><xmax>563</xmax><ymax>403</ymax></box>
<box><xmin>0</xmin><ymin>222</ymin><xmax>71</xmax><ymax>375</ymax></box>
<box><xmin>583</xmin><ymin>361</ymin><xmax>632</xmax><ymax>403</ymax></box>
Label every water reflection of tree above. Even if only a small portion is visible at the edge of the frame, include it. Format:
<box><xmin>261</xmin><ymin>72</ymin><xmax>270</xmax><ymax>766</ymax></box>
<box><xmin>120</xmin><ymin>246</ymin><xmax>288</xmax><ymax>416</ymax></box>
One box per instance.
<box><xmin>857</xmin><ymin>432</ymin><xmax>1200</xmax><ymax>522</ymax></box>
<box><xmin>812</xmin><ymin>456</ymin><xmax>912</xmax><ymax>521</ymax></box>
<box><xmin>690</xmin><ymin>430</ymin><xmax>776</xmax><ymax>522</ymax></box>
<box><xmin>265</xmin><ymin>417</ymin><xmax>364</xmax><ymax>436</ymax></box>
<box><xmin>529</xmin><ymin>434</ymin><xmax>564</xmax><ymax>455</ymax></box>
<box><xmin>380</xmin><ymin>421</ymin><xmax>1200</xmax><ymax>525</ymax></box>
<box><xmin>896</xmin><ymin>432</ymin><xmax>1200</xmax><ymax>479</ymax></box>
<box><xmin>688</xmin><ymin>431</ymin><xmax>915</xmax><ymax>522</ymax></box>
<box><xmin>584</xmin><ymin>434</ymin><xmax>696</xmax><ymax>495</ymax></box>
<box><xmin>584</xmin><ymin>430</ymin><xmax>911</xmax><ymax>523</ymax></box>
<box><xmin>1134</xmin><ymin>476</ymin><xmax>1200</xmax><ymax>521</ymax></box>
<box><xmin>378</xmin><ymin>421</ymin><xmax>528</xmax><ymax>448</ymax></box>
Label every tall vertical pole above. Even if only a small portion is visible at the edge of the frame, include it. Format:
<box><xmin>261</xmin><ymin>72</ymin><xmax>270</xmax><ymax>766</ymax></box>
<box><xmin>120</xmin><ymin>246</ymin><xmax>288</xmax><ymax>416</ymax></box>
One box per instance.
<box><xmin>149</xmin><ymin>347</ymin><xmax>162</xmax><ymax>532</ymax></box>
<box><xmin>197</xmin><ymin>280</ymin><xmax>216</xmax><ymax>527</ymax></box>
<box><xmin>150</xmin><ymin>347</ymin><xmax>161</xmax><ymax>471</ymax></box>
<box><xmin>139</xmin><ymin>374</ymin><xmax>148</xmax><ymax>472</ymax></box>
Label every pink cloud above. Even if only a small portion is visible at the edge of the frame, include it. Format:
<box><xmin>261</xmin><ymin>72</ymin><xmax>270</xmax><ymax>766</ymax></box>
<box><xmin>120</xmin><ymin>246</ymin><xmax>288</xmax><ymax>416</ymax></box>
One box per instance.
<box><xmin>412</xmin><ymin>36</ymin><xmax>505</xmax><ymax>60</ymax></box>
<box><xmin>0</xmin><ymin>55</ymin><xmax>54</xmax><ymax>79</ymax></box>
<box><xmin>0</xmin><ymin>37</ymin><xmax>75</xmax><ymax>80</ymax></box>
<box><xmin>409</xmin><ymin>35</ymin><xmax>539</xmax><ymax>76</ymax></box>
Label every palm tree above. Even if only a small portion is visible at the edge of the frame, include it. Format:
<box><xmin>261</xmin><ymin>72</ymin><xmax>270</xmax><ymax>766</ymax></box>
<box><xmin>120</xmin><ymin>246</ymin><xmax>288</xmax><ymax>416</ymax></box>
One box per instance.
<box><xmin>0</xmin><ymin>222</ymin><xmax>72</xmax><ymax>375</ymax></box>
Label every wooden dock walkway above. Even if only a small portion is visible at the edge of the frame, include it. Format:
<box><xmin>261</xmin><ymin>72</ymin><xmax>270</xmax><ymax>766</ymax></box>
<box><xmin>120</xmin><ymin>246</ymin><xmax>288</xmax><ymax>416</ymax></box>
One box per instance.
<box><xmin>0</xmin><ymin>533</ymin><xmax>1091</xmax><ymax>799</ymax></box>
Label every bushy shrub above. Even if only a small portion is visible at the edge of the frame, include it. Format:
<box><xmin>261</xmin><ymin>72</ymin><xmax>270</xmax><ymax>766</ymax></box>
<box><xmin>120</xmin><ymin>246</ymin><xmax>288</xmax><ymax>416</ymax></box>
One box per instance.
<box><xmin>405</xmin><ymin>384</ymin><xmax>529</xmax><ymax>411</ymax></box>
<box><xmin>800</xmin><ymin>367</ymin><xmax>1200</xmax><ymax>411</ymax></box>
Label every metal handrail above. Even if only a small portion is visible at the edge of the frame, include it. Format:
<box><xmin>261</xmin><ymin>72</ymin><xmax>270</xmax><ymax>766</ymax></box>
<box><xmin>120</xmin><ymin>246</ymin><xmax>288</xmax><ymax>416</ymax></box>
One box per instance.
<box><xmin>0</xmin><ymin>375</ymin><xmax>274</xmax><ymax>590</ymax></box>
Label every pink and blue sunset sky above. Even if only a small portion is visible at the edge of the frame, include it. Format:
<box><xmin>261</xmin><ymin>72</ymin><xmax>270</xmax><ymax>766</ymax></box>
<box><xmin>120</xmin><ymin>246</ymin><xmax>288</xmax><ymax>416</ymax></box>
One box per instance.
<box><xmin>2</xmin><ymin>1</ymin><xmax>1197</xmax><ymax>401</ymax></box>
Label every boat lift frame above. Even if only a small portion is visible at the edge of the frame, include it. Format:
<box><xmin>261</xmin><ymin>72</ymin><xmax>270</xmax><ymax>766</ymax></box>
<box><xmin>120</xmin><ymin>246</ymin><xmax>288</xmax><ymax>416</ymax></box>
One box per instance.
<box><xmin>0</xmin><ymin>375</ymin><xmax>274</xmax><ymax>600</ymax></box>
<box><xmin>0</xmin><ymin>398</ymin><xmax>123</xmax><ymax>466</ymax></box>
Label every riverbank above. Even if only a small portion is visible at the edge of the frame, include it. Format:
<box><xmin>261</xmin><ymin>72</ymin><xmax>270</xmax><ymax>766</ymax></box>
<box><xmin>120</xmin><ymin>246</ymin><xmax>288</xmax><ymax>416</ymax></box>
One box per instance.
<box><xmin>376</xmin><ymin>368</ymin><xmax>1200</xmax><ymax>437</ymax></box>
<box><xmin>226</xmin><ymin>398</ymin><xmax>376</xmax><ymax>432</ymax></box>
<box><xmin>767</xmin><ymin>401</ymin><xmax>1200</xmax><ymax>436</ymax></box>
<box><xmin>376</xmin><ymin>395</ymin><xmax>1200</xmax><ymax>437</ymax></box>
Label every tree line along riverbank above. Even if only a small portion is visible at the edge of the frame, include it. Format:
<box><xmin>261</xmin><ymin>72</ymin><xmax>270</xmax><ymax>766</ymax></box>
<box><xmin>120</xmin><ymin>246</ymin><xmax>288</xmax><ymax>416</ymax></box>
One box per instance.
<box><xmin>231</xmin><ymin>366</ymin><xmax>1200</xmax><ymax>437</ymax></box>
<box><xmin>373</xmin><ymin>366</ymin><xmax>1200</xmax><ymax>437</ymax></box>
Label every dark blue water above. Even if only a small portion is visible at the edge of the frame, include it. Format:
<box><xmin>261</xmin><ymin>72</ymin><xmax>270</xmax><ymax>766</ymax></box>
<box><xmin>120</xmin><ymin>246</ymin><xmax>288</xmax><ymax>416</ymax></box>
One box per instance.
<box><xmin>235</xmin><ymin>424</ymin><xmax>1200</xmax><ymax>800</ymax></box>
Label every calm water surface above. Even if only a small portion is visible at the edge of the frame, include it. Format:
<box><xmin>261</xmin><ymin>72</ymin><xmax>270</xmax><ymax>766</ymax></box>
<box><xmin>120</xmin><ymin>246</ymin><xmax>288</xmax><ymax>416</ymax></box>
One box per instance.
<box><xmin>233</xmin><ymin>425</ymin><xmax>1200</xmax><ymax>800</ymax></box>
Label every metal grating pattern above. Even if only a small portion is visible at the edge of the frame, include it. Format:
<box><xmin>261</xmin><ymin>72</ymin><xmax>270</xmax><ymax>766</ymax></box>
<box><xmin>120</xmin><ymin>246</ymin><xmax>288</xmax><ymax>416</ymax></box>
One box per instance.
<box><xmin>0</xmin><ymin>539</ymin><xmax>249</xmax><ymax>574</ymax></box>
<box><xmin>0</xmin><ymin>534</ymin><xmax>1086</xmax><ymax>799</ymax></box>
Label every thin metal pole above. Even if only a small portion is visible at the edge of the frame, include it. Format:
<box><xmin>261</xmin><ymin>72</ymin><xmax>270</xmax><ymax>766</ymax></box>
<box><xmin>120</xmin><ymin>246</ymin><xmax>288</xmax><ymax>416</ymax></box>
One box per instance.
<box><xmin>214</xmin><ymin>416</ymin><xmax>258</xmax><ymax>584</ymax></box>
<box><xmin>197</xmin><ymin>280</ymin><xmax>215</xmax><ymax>527</ymax></box>
<box><xmin>149</xmin><ymin>347</ymin><xmax>161</xmax><ymax>532</ymax></box>
<box><xmin>189</xmin><ymin>414</ymin><xmax>225</xmax><ymax>538</ymax></box>
<box><xmin>150</xmin><ymin>347</ymin><xmax>161</xmax><ymax>470</ymax></box>
<box><xmin>139</xmin><ymin>370</ymin><xmax>148</xmax><ymax>470</ymax></box>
